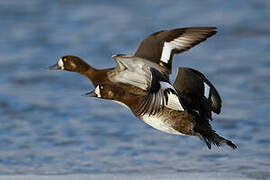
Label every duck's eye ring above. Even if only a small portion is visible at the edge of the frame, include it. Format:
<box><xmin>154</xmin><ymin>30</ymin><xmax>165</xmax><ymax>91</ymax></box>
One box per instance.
<box><xmin>63</xmin><ymin>58</ymin><xmax>67</xmax><ymax>62</ymax></box>
<box><xmin>100</xmin><ymin>85</ymin><xmax>103</xmax><ymax>90</ymax></box>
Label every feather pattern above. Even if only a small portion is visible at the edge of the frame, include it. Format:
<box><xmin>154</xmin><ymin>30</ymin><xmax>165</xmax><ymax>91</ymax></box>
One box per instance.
<box><xmin>135</xmin><ymin>68</ymin><xmax>185</xmax><ymax>116</ymax></box>
<box><xmin>111</xmin><ymin>55</ymin><xmax>168</xmax><ymax>91</ymax></box>
<box><xmin>135</xmin><ymin>27</ymin><xmax>217</xmax><ymax>73</ymax></box>
<box><xmin>188</xmin><ymin>68</ymin><xmax>222</xmax><ymax>114</ymax></box>
<box><xmin>173</xmin><ymin>67</ymin><xmax>222</xmax><ymax>122</ymax></box>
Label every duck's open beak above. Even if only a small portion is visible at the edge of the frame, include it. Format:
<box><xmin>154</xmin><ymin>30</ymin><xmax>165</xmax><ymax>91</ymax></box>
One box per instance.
<box><xmin>82</xmin><ymin>90</ymin><xmax>97</xmax><ymax>97</ymax></box>
<box><xmin>48</xmin><ymin>63</ymin><xmax>61</xmax><ymax>70</ymax></box>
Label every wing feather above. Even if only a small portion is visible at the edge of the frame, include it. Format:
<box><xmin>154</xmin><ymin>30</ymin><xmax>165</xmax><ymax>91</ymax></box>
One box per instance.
<box><xmin>173</xmin><ymin>67</ymin><xmax>222</xmax><ymax>121</ymax></box>
<box><xmin>135</xmin><ymin>68</ymin><xmax>185</xmax><ymax>116</ymax></box>
<box><xmin>135</xmin><ymin>27</ymin><xmax>217</xmax><ymax>74</ymax></box>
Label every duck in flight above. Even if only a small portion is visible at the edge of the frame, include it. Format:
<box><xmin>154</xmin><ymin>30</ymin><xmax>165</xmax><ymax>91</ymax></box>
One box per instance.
<box><xmin>83</xmin><ymin>67</ymin><xmax>236</xmax><ymax>149</ymax></box>
<box><xmin>49</xmin><ymin>26</ymin><xmax>235</xmax><ymax>148</ymax></box>
<box><xmin>49</xmin><ymin>27</ymin><xmax>220</xmax><ymax>119</ymax></box>
<box><xmin>49</xmin><ymin>27</ymin><xmax>216</xmax><ymax>83</ymax></box>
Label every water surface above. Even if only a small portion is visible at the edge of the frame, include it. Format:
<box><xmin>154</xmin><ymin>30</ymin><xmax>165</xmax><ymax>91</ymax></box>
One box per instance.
<box><xmin>0</xmin><ymin>0</ymin><xmax>270</xmax><ymax>179</ymax></box>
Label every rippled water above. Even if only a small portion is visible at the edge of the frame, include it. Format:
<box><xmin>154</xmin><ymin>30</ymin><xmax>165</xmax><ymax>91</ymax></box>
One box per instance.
<box><xmin>0</xmin><ymin>0</ymin><xmax>270</xmax><ymax>179</ymax></box>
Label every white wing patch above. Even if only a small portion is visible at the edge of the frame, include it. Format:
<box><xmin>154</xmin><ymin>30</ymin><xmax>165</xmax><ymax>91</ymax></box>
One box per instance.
<box><xmin>160</xmin><ymin>42</ymin><xmax>175</xmax><ymax>64</ymax></box>
<box><xmin>160</xmin><ymin>35</ymin><xmax>201</xmax><ymax>64</ymax></box>
<box><xmin>160</xmin><ymin>82</ymin><xmax>184</xmax><ymax>111</ymax></box>
<box><xmin>204</xmin><ymin>82</ymin><xmax>210</xmax><ymax>98</ymax></box>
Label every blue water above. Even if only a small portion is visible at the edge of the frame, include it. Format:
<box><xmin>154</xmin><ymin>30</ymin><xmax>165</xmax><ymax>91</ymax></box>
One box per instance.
<box><xmin>0</xmin><ymin>0</ymin><xmax>270</xmax><ymax>179</ymax></box>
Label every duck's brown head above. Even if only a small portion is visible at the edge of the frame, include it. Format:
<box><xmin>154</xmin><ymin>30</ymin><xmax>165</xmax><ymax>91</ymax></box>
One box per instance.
<box><xmin>49</xmin><ymin>56</ymin><xmax>90</xmax><ymax>73</ymax></box>
<box><xmin>83</xmin><ymin>83</ymin><xmax>125</xmax><ymax>100</ymax></box>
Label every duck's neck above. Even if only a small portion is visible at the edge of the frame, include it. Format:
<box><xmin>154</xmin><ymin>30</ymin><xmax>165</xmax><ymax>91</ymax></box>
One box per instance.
<box><xmin>82</xmin><ymin>65</ymin><xmax>97</xmax><ymax>81</ymax></box>
<box><xmin>81</xmin><ymin>64</ymin><xmax>110</xmax><ymax>87</ymax></box>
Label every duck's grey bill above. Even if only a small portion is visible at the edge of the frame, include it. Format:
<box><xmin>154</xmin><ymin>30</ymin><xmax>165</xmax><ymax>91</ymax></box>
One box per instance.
<box><xmin>48</xmin><ymin>63</ymin><xmax>61</xmax><ymax>70</ymax></box>
<box><xmin>82</xmin><ymin>91</ymin><xmax>97</xmax><ymax>97</ymax></box>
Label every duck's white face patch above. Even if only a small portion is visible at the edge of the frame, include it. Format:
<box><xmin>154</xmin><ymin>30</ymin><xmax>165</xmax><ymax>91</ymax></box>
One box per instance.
<box><xmin>95</xmin><ymin>85</ymin><xmax>101</xmax><ymax>98</ymax></box>
<box><xmin>57</xmin><ymin>58</ymin><xmax>64</xmax><ymax>70</ymax></box>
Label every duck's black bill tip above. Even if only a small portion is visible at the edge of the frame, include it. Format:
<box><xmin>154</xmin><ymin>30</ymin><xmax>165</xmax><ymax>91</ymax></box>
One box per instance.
<box><xmin>48</xmin><ymin>63</ymin><xmax>61</xmax><ymax>70</ymax></box>
<box><xmin>82</xmin><ymin>91</ymin><xmax>97</xmax><ymax>98</ymax></box>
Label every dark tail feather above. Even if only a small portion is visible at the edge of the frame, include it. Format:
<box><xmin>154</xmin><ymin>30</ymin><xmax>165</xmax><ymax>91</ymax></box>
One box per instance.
<box><xmin>214</xmin><ymin>133</ymin><xmax>237</xmax><ymax>149</ymax></box>
<box><xmin>198</xmin><ymin>131</ymin><xmax>237</xmax><ymax>150</ymax></box>
<box><xmin>194</xmin><ymin>121</ymin><xmax>237</xmax><ymax>150</ymax></box>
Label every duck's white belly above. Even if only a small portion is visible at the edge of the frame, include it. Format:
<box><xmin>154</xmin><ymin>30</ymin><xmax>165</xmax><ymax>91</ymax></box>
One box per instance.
<box><xmin>141</xmin><ymin>115</ymin><xmax>184</xmax><ymax>135</ymax></box>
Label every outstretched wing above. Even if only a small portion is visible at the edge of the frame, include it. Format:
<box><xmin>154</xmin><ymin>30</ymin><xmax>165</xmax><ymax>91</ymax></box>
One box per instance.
<box><xmin>173</xmin><ymin>67</ymin><xmax>221</xmax><ymax>120</ymax></box>
<box><xmin>135</xmin><ymin>68</ymin><xmax>185</xmax><ymax>116</ymax></box>
<box><xmin>135</xmin><ymin>27</ymin><xmax>217</xmax><ymax>74</ymax></box>
<box><xmin>188</xmin><ymin>68</ymin><xmax>222</xmax><ymax>114</ymax></box>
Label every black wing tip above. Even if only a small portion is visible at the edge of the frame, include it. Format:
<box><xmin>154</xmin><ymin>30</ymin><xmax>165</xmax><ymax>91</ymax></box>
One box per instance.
<box><xmin>150</xmin><ymin>26</ymin><xmax>218</xmax><ymax>40</ymax></box>
<box><xmin>180</xmin><ymin>26</ymin><xmax>218</xmax><ymax>33</ymax></box>
<box><xmin>188</xmin><ymin>26</ymin><xmax>217</xmax><ymax>30</ymax></box>
<box><xmin>173</xmin><ymin>30</ymin><xmax>217</xmax><ymax>54</ymax></box>
<box><xmin>212</xmin><ymin>105</ymin><xmax>221</xmax><ymax>114</ymax></box>
<box><xmin>210</xmin><ymin>90</ymin><xmax>222</xmax><ymax>114</ymax></box>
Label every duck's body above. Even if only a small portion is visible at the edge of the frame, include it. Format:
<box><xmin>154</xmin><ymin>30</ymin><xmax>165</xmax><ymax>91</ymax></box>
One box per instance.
<box><xmin>87</xmin><ymin>82</ymin><xmax>196</xmax><ymax>136</ymax></box>
<box><xmin>111</xmin><ymin>89</ymin><xmax>196</xmax><ymax>136</ymax></box>
<box><xmin>85</xmin><ymin>81</ymin><xmax>236</xmax><ymax>149</ymax></box>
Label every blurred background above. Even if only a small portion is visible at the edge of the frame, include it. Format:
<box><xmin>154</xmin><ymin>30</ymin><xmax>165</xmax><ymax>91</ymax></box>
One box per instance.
<box><xmin>0</xmin><ymin>0</ymin><xmax>269</xmax><ymax>179</ymax></box>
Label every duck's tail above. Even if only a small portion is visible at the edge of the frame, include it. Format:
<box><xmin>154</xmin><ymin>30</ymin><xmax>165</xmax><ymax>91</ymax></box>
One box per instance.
<box><xmin>201</xmin><ymin>131</ymin><xmax>237</xmax><ymax>150</ymax></box>
<box><xmin>194</xmin><ymin>121</ymin><xmax>237</xmax><ymax>150</ymax></box>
